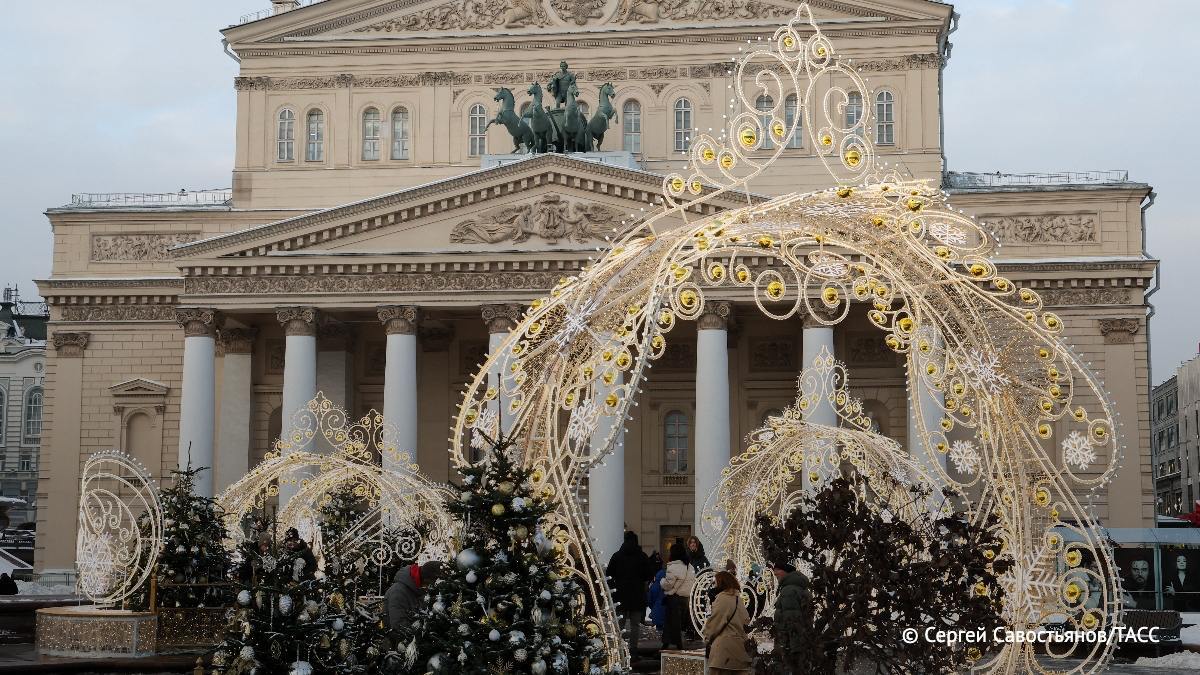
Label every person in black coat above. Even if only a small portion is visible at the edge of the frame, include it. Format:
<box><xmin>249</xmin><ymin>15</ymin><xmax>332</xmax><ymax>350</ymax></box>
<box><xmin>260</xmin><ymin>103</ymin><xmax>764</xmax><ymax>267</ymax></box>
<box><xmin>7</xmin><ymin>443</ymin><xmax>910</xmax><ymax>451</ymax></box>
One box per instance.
<box><xmin>0</xmin><ymin>573</ymin><xmax>17</xmax><ymax>595</ymax></box>
<box><xmin>607</xmin><ymin>531</ymin><xmax>653</xmax><ymax>659</ymax></box>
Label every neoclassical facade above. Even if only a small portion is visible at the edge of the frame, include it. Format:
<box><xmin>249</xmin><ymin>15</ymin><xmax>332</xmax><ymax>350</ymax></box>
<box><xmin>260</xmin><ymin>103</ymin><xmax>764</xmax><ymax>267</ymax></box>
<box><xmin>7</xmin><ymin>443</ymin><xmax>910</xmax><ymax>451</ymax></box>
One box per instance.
<box><xmin>35</xmin><ymin>0</ymin><xmax>1156</xmax><ymax>571</ymax></box>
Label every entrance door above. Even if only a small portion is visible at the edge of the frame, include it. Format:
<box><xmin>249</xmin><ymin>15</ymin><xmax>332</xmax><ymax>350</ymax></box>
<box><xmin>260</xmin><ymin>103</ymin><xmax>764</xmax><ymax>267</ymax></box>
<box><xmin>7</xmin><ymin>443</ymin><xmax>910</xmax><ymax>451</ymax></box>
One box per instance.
<box><xmin>660</xmin><ymin>525</ymin><xmax>691</xmax><ymax>559</ymax></box>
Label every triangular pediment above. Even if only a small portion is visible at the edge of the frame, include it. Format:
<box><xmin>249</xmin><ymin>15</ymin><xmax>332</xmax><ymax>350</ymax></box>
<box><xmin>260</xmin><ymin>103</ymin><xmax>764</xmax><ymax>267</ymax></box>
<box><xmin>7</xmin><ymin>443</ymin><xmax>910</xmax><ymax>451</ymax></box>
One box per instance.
<box><xmin>109</xmin><ymin>378</ymin><xmax>170</xmax><ymax>397</ymax></box>
<box><xmin>173</xmin><ymin>154</ymin><xmax>754</xmax><ymax>262</ymax></box>
<box><xmin>225</xmin><ymin>0</ymin><xmax>951</xmax><ymax>43</ymax></box>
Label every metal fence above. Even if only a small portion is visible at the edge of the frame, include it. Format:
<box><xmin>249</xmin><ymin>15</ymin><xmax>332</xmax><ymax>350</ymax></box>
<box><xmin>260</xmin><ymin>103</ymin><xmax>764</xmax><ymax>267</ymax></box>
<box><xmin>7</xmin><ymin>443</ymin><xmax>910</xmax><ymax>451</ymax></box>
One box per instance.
<box><xmin>944</xmin><ymin>170</ymin><xmax>1131</xmax><ymax>189</ymax></box>
<box><xmin>67</xmin><ymin>189</ymin><xmax>233</xmax><ymax>208</ymax></box>
<box><xmin>237</xmin><ymin>0</ymin><xmax>330</xmax><ymax>26</ymax></box>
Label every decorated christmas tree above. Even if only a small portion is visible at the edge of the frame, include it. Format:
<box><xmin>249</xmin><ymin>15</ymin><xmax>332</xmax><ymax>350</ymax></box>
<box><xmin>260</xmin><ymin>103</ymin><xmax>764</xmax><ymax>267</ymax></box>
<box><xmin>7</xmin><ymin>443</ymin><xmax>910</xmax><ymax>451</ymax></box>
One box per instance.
<box><xmin>413</xmin><ymin>435</ymin><xmax>608</xmax><ymax>674</ymax></box>
<box><xmin>137</xmin><ymin>465</ymin><xmax>232</xmax><ymax>609</ymax></box>
<box><xmin>211</xmin><ymin>516</ymin><xmax>321</xmax><ymax>675</ymax></box>
<box><xmin>756</xmin><ymin>475</ymin><xmax>1010</xmax><ymax>675</ymax></box>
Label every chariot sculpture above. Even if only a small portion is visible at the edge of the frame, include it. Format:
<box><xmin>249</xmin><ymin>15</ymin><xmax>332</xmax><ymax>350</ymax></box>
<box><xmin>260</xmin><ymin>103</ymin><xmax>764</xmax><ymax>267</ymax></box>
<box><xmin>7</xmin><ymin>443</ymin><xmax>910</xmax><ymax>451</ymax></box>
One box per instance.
<box><xmin>487</xmin><ymin>61</ymin><xmax>616</xmax><ymax>154</ymax></box>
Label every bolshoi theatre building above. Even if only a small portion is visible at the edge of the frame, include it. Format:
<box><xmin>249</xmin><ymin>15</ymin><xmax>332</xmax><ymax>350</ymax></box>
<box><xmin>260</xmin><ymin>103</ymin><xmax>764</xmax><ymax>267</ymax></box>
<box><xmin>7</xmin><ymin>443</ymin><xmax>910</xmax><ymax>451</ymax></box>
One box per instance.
<box><xmin>34</xmin><ymin>0</ymin><xmax>1157</xmax><ymax>572</ymax></box>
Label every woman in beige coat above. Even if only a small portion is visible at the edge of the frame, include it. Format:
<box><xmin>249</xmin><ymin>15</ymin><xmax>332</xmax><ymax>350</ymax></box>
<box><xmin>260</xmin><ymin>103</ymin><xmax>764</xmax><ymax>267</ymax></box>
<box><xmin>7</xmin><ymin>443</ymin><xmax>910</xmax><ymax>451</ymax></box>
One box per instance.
<box><xmin>703</xmin><ymin>571</ymin><xmax>752</xmax><ymax>674</ymax></box>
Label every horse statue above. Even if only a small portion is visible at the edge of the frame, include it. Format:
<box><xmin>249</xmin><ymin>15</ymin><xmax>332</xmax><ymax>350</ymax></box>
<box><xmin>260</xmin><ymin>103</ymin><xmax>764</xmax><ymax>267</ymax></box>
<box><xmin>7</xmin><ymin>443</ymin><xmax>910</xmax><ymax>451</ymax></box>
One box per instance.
<box><xmin>564</xmin><ymin>84</ymin><xmax>593</xmax><ymax>153</ymax></box>
<box><xmin>588</xmin><ymin>82</ymin><xmax>617</xmax><ymax>151</ymax></box>
<box><xmin>487</xmin><ymin>87</ymin><xmax>534</xmax><ymax>153</ymax></box>
<box><xmin>526</xmin><ymin>82</ymin><xmax>557</xmax><ymax>153</ymax></box>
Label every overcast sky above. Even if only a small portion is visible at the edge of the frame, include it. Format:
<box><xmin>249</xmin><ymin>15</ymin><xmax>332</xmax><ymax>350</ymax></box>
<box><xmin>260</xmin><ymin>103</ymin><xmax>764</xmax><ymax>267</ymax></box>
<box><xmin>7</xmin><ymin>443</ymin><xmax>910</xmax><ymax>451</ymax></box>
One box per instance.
<box><xmin>1</xmin><ymin>0</ymin><xmax>1196</xmax><ymax>383</ymax></box>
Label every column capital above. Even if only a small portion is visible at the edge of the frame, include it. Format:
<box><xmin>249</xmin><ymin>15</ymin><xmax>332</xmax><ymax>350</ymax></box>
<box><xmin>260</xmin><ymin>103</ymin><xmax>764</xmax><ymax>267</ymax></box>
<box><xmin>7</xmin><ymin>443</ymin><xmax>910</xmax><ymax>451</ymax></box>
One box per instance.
<box><xmin>276</xmin><ymin>306</ymin><xmax>320</xmax><ymax>337</ymax></box>
<box><xmin>51</xmin><ymin>331</ymin><xmax>90</xmax><ymax>358</ymax></box>
<box><xmin>481</xmin><ymin>303</ymin><xmax>523</xmax><ymax>334</ymax></box>
<box><xmin>317</xmin><ymin>320</ymin><xmax>356</xmax><ymax>351</ymax></box>
<box><xmin>378</xmin><ymin>305</ymin><xmax>420</xmax><ymax>335</ymax></box>
<box><xmin>697</xmin><ymin>300</ymin><xmax>733</xmax><ymax>331</ymax></box>
<box><xmin>176</xmin><ymin>307</ymin><xmax>220</xmax><ymax>338</ymax></box>
<box><xmin>218</xmin><ymin>327</ymin><xmax>258</xmax><ymax>355</ymax></box>
<box><xmin>802</xmin><ymin>305</ymin><xmax>840</xmax><ymax>329</ymax></box>
<box><xmin>1099</xmin><ymin>317</ymin><xmax>1139</xmax><ymax>345</ymax></box>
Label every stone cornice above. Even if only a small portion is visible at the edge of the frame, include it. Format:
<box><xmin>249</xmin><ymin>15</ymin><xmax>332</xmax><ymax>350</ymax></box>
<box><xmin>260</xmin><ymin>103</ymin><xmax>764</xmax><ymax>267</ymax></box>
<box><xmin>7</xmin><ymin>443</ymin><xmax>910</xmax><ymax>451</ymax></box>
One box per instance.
<box><xmin>173</xmin><ymin>154</ymin><xmax>747</xmax><ymax>260</ymax></box>
<box><xmin>233</xmin><ymin>53</ymin><xmax>941</xmax><ymax>91</ymax></box>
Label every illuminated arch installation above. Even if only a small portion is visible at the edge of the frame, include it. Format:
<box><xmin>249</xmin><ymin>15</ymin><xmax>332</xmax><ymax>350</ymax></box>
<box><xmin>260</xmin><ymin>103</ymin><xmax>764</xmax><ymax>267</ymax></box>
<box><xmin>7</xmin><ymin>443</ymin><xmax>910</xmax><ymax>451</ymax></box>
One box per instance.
<box><xmin>451</xmin><ymin>5</ymin><xmax>1124</xmax><ymax>672</ymax></box>
<box><xmin>218</xmin><ymin>393</ymin><xmax>456</xmax><ymax>567</ymax></box>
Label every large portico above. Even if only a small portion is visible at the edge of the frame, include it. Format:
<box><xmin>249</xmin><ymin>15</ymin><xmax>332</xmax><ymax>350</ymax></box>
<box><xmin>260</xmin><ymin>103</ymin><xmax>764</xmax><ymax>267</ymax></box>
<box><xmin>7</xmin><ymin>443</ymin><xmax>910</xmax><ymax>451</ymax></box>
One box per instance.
<box><xmin>152</xmin><ymin>153</ymin><xmax>927</xmax><ymax>559</ymax></box>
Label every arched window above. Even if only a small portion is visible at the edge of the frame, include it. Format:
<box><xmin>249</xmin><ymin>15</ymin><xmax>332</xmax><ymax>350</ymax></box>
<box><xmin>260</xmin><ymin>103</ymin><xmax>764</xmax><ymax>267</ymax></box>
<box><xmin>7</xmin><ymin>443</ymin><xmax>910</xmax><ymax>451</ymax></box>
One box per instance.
<box><xmin>784</xmin><ymin>94</ymin><xmax>802</xmax><ymax>149</ymax></box>
<box><xmin>622</xmin><ymin>100</ymin><xmax>641</xmax><ymax>153</ymax></box>
<box><xmin>664</xmin><ymin>410</ymin><xmax>689</xmax><ymax>474</ymax></box>
<box><xmin>755</xmin><ymin>94</ymin><xmax>775</xmax><ymax>150</ymax></box>
<box><xmin>22</xmin><ymin>388</ymin><xmax>42</xmax><ymax>444</ymax></box>
<box><xmin>578</xmin><ymin>101</ymin><xmax>590</xmax><ymax>120</ymax></box>
<box><xmin>468</xmin><ymin>103</ymin><xmax>488</xmax><ymax>157</ymax></box>
<box><xmin>276</xmin><ymin>109</ymin><xmax>295</xmax><ymax>161</ymax></box>
<box><xmin>674</xmin><ymin>98</ymin><xmax>693</xmax><ymax>152</ymax></box>
<box><xmin>391</xmin><ymin>107</ymin><xmax>410</xmax><ymax>160</ymax></box>
<box><xmin>845</xmin><ymin>91</ymin><xmax>863</xmax><ymax>130</ymax></box>
<box><xmin>362</xmin><ymin>108</ymin><xmax>381</xmax><ymax>160</ymax></box>
<box><xmin>305</xmin><ymin>110</ymin><xmax>324</xmax><ymax>162</ymax></box>
<box><xmin>875</xmin><ymin>91</ymin><xmax>895</xmax><ymax>145</ymax></box>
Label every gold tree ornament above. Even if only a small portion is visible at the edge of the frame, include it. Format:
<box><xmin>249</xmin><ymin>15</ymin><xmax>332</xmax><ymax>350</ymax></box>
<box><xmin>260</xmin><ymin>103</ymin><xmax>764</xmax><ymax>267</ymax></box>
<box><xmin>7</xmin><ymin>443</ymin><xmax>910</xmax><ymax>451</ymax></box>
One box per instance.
<box><xmin>75</xmin><ymin>451</ymin><xmax>163</xmax><ymax>607</ymax></box>
<box><xmin>450</xmin><ymin>4</ymin><xmax>1124</xmax><ymax>673</ymax></box>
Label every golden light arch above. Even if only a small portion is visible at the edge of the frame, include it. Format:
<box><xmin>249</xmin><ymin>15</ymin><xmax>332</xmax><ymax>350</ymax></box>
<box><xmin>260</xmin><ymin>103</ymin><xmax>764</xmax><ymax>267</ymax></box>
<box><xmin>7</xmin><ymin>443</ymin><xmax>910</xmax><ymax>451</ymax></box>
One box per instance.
<box><xmin>218</xmin><ymin>394</ymin><xmax>457</xmax><ymax>567</ymax></box>
<box><xmin>450</xmin><ymin>5</ymin><xmax>1125</xmax><ymax>672</ymax></box>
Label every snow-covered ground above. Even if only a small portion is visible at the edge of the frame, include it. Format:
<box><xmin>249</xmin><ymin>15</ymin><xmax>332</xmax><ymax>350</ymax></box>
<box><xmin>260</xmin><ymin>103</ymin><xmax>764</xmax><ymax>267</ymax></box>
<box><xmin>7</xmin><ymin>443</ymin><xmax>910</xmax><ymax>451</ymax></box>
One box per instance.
<box><xmin>1132</xmin><ymin>651</ymin><xmax>1200</xmax><ymax>669</ymax></box>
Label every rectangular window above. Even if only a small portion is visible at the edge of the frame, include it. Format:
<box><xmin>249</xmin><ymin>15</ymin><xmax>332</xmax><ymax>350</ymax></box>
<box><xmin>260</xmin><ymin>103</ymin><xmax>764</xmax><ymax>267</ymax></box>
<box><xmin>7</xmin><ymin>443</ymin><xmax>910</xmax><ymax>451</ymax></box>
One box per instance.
<box><xmin>391</xmin><ymin>109</ymin><xmax>410</xmax><ymax>160</ymax></box>
<box><xmin>623</xmin><ymin>106</ymin><xmax>641</xmax><ymax>153</ymax></box>
<box><xmin>876</xmin><ymin>93</ymin><xmax>895</xmax><ymax>145</ymax></box>
<box><xmin>277</xmin><ymin>114</ymin><xmax>295</xmax><ymax>161</ymax></box>
<box><xmin>23</xmin><ymin>391</ymin><xmax>42</xmax><ymax>444</ymax></box>
<box><xmin>306</xmin><ymin>112</ymin><xmax>324</xmax><ymax>162</ymax></box>
<box><xmin>19</xmin><ymin>457</ymin><xmax>31</xmax><ymax>472</ymax></box>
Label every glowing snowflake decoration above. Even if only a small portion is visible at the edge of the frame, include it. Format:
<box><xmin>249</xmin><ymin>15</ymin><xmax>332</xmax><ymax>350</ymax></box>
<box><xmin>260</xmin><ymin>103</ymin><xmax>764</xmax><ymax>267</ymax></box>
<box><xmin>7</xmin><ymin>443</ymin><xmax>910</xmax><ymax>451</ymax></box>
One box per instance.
<box><xmin>566</xmin><ymin>397</ymin><xmax>601</xmax><ymax>448</ymax></box>
<box><xmin>549</xmin><ymin>299</ymin><xmax>600</xmax><ymax>353</ymax></box>
<box><xmin>957</xmin><ymin>349</ymin><xmax>1010</xmax><ymax>394</ymax></box>
<box><xmin>1061</xmin><ymin>431</ymin><xmax>1097</xmax><ymax>471</ymax></box>
<box><xmin>949</xmin><ymin>440</ymin><xmax>981</xmax><ymax>475</ymax></box>
<box><xmin>471</xmin><ymin>408</ymin><xmax>499</xmax><ymax>450</ymax></box>
<box><xmin>930</xmin><ymin>222</ymin><xmax>968</xmax><ymax>246</ymax></box>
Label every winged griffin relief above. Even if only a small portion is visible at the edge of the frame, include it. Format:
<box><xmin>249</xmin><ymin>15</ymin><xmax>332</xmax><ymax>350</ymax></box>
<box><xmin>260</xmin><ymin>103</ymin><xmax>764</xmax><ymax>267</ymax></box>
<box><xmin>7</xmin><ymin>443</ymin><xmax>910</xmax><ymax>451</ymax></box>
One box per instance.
<box><xmin>449</xmin><ymin>195</ymin><xmax>620</xmax><ymax>244</ymax></box>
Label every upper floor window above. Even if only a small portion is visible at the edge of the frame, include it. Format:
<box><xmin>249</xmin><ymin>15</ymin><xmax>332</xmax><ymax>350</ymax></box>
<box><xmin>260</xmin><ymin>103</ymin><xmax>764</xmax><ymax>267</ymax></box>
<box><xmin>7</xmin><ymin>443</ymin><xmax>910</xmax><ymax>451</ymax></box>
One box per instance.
<box><xmin>875</xmin><ymin>91</ymin><xmax>895</xmax><ymax>145</ymax></box>
<box><xmin>0</xmin><ymin>389</ymin><xmax>5</xmax><ymax>444</ymax></box>
<box><xmin>362</xmin><ymin>108</ymin><xmax>381</xmax><ymax>160</ymax></box>
<box><xmin>391</xmin><ymin>107</ymin><xmax>411</xmax><ymax>160</ymax></box>
<box><xmin>845</xmin><ymin>91</ymin><xmax>863</xmax><ymax>131</ymax></box>
<box><xmin>674</xmin><ymin>98</ymin><xmax>692</xmax><ymax>152</ymax></box>
<box><xmin>622</xmin><ymin>100</ymin><xmax>641</xmax><ymax>153</ymax></box>
<box><xmin>784</xmin><ymin>94</ymin><xmax>802</xmax><ymax>149</ymax></box>
<box><xmin>468</xmin><ymin>103</ymin><xmax>488</xmax><ymax>157</ymax></box>
<box><xmin>305</xmin><ymin>110</ymin><xmax>324</xmax><ymax>162</ymax></box>
<box><xmin>276</xmin><ymin>109</ymin><xmax>295</xmax><ymax>161</ymax></box>
<box><xmin>755</xmin><ymin>95</ymin><xmax>775</xmax><ymax>150</ymax></box>
<box><xmin>19</xmin><ymin>457</ymin><xmax>31</xmax><ymax>472</ymax></box>
<box><xmin>664</xmin><ymin>410</ymin><xmax>689</xmax><ymax>474</ymax></box>
<box><xmin>23</xmin><ymin>388</ymin><xmax>42</xmax><ymax>444</ymax></box>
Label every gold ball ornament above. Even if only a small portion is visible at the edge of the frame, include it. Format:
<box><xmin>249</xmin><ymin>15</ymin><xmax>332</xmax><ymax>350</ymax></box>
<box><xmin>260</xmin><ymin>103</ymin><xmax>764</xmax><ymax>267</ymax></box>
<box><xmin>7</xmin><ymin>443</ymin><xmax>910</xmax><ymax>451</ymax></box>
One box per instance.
<box><xmin>497</xmin><ymin>481</ymin><xmax>515</xmax><ymax>496</ymax></box>
<box><xmin>491</xmin><ymin>503</ymin><xmax>506</xmax><ymax>516</ymax></box>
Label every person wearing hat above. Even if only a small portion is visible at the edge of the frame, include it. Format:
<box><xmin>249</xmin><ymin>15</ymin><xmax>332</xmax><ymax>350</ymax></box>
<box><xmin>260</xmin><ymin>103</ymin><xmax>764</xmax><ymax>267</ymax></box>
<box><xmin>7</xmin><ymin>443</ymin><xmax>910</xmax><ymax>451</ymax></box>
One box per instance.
<box><xmin>772</xmin><ymin>561</ymin><xmax>812</xmax><ymax>671</ymax></box>
<box><xmin>386</xmin><ymin>561</ymin><xmax>443</xmax><ymax>634</ymax></box>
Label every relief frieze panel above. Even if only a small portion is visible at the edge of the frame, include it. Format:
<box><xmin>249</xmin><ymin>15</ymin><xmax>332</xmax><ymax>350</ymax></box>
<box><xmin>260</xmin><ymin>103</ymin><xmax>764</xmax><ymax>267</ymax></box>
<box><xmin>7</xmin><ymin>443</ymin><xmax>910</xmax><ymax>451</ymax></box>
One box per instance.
<box><xmin>184</xmin><ymin>271</ymin><xmax>566</xmax><ymax>296</ymax></box>
<box><xmin>1037</xmin><ymin>288</ymin><xmax>1131</xmax><ymax>307</ymax></box>
<box><xmin>450</xmin><ymin>195</ymin><xmax>620</xmax><ymax>244</ymax></box>
<box><xmin>60</xmin><ymin>306</ymin><xmax>177</xmax><ymax>322</ymax></box>
<box><xmin>984</xmin><ymin>214</ymin><xmax>1099</xmax><ymax>245</ymax></box>
<box><xmin>91</xmin><ymin>233</ymin><xmax>200</xmax><ymax>262</ymax></box>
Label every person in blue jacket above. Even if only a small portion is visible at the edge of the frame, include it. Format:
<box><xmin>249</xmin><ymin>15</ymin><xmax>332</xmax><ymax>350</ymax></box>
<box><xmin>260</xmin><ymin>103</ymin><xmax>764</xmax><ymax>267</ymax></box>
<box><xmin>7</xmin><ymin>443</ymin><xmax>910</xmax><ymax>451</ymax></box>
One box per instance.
<box><xmin>647</xmin><ymin>555</ymin><xmax>667</xmax><ymax>631</ymax></box>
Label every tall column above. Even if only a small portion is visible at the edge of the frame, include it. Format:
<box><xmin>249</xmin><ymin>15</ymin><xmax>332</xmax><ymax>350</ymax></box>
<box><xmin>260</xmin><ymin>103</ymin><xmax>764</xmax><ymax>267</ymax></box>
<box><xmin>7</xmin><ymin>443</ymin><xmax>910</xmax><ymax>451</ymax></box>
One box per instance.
<box><xmin>41</xmin><ymin>332</ymin><xmax>89</xmax><ymax>573</ymax></box>
<box><xmin>216</xmin><ymin>327</ymin><xmax>256</xmax><ymax>494</ymax></box>
<box><xmin>909</xmin><ymin>331</ymin><xmax>948</xmax><ymax>482</ymax></box>
<box><xmin>694</xmin><ymin>301</ymin><xmax>732</xmax><ymax>558</ymax></box>
<box><xmin>317</xmin><ymin>320</ymin><xmax>354</xmax><ymax>411</ymax></box>
<box><xmin>800</xmin><ymin>310</ymin><xmax>838</xmax><ymax>491</ymax></box>
<box><xmin>589</xmin><ymin>369</ymin><xmax>625</xmax><ymax>563</ymax></box>
<box><xmin>176</xmin><ymin>308</ymin><xmax>219</xmax><ymax>497</ymax></box>
<box><xmin>277</xmin><ymin>307</ymin><xmax>319</xmax><ymax>504</ymax></box>
<box><xmin>480</xmin><ymin>304</ymin><xmax>523</xmax><ymax>437</ymax></box>
<box><xmin>379</xmin><ymin>306</ymin><xmax>419</xmax><ymax>472</ymax></box>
